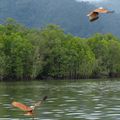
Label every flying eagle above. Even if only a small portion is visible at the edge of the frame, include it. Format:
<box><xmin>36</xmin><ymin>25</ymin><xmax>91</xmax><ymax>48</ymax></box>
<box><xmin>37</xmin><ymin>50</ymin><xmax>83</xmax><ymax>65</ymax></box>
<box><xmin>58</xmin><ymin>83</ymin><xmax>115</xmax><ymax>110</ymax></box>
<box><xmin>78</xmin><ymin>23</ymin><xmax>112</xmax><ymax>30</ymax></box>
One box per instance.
<box><xmin>87</xmin><ymin>7</ymin><xmax>114</xmax><ymax>22</ymax></box>
<box><xmin>12</xmin><ymin>96</ymin><xmax>47</xmax><ymax>118</ymax></box>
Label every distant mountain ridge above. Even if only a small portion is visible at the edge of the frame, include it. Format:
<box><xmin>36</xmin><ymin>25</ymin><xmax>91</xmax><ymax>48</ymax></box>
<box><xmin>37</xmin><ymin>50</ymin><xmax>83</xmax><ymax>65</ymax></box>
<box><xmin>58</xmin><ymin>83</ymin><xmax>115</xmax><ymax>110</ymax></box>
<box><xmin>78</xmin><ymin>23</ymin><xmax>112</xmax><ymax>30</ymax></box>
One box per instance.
<box><xmin>0</xmin><ymin>0</ymin><xmax>120</xmax><ymax>37</ymax></box>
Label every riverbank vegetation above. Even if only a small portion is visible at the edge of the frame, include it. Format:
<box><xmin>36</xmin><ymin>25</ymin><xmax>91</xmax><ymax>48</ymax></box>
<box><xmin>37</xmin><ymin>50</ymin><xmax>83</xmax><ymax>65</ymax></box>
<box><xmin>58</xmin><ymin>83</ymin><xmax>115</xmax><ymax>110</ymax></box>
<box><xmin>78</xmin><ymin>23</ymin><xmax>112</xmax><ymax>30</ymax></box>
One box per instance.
<box><xmin>0</xmin><ymin>18</ymin><xmax>120</xmax><ymax>80</ymax></box>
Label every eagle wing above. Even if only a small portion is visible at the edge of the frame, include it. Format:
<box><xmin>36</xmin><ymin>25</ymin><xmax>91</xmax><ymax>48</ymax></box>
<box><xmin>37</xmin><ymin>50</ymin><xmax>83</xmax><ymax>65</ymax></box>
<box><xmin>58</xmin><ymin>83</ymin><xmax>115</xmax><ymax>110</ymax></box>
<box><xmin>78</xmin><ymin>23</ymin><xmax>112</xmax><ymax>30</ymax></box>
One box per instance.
<box><xmin>94</xmin><ymin>7</ymin><xmax>112</xmax><ymax>13</ymax></box>
<box><xmin>12</xmin><ymin>101</ymin><xmax>32</xmax><ymax>112</ymax></box>
<box><xmin>33</xmin><ymin>96</ymin><xmax>48</xmax><ymax>108</ymax></box>
<box><xmin>87</xmin><ymin>11</ymin><xmax>99</xmax><ymax>22</ymax></box>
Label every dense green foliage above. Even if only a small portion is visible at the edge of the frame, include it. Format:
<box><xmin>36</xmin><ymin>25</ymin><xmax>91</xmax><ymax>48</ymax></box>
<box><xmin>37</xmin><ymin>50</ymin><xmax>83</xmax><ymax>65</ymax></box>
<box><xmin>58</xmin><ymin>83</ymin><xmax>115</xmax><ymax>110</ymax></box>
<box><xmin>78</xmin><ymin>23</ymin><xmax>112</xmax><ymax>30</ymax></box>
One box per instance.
<box><xmin>0</xmin><ymin>19</ymin><xmax>120</xmax><ymax>80</ymax></box>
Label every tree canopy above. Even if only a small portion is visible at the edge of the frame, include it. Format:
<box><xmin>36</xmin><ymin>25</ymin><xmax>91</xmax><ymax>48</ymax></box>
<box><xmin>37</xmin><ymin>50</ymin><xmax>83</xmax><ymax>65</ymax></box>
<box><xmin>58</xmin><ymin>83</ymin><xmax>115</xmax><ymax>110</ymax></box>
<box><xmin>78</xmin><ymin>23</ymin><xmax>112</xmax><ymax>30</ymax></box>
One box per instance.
<box><xmin>0</xmin><ymin>19</ymin><xmax>120</xmax><ymax>80</ymax></box>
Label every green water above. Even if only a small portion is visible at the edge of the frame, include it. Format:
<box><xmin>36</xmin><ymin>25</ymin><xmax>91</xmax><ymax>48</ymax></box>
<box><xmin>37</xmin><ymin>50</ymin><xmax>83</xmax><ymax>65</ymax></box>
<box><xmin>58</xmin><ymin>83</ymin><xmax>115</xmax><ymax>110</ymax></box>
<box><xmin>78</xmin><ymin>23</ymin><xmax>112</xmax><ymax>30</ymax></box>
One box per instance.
<box><xmin>0</xmin><ymin>79</ymin><xmax>120</xmax><ymax>120</ymax></box>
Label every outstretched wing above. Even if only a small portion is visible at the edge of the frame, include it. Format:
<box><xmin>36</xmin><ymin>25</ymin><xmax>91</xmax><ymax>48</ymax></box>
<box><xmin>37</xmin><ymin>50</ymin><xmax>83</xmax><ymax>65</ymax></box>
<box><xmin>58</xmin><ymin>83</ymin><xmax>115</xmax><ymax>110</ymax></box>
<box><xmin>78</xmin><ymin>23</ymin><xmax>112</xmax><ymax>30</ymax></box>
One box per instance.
<box><xmin>12</xmin><ymin>101</ymin><xmax>32</xmax><ymax>112</ymax></box>
<box><xmin>94</xmin><ymin>7</ymin><xmax>113</xmax><ymax>13</ymax></box>
<box><xmin>87</xmin><ymin>12</ymin><xmax>99</xmax><ymax>22</ymax></box>
<box><xmin>34</xmin><ymin>96</ymin><xmax>48</xmax><ymax>108</ymax></box>
<box><xmin>88</xmin><ymin>12</ymin><xmax>99</xmax><ymax>17</ymax></box>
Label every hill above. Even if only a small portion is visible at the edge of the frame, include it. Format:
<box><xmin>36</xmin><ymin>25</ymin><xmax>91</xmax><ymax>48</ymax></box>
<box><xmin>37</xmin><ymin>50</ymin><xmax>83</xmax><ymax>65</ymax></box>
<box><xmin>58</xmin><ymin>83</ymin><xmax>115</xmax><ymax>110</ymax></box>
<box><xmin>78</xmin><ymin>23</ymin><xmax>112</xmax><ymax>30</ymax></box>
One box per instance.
<box><xmin>0</xmin><ymin>0</ymin><xmax>120</xmax><ymax>37</ymax></box>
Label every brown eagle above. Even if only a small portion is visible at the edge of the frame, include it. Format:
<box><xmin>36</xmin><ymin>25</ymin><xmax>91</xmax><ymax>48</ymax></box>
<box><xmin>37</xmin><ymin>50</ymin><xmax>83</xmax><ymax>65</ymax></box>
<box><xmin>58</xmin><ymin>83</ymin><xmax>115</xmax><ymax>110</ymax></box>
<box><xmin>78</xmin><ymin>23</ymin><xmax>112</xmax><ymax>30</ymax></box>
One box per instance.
<box><xmin>87</xmin><ymin>7</ymin><xmax>114</xmax><ymax>22</ymax></box>
<box><xmin>12</xmin><ymin>96</ymin><xmax>47</xmax><ymax>119</ymax></box>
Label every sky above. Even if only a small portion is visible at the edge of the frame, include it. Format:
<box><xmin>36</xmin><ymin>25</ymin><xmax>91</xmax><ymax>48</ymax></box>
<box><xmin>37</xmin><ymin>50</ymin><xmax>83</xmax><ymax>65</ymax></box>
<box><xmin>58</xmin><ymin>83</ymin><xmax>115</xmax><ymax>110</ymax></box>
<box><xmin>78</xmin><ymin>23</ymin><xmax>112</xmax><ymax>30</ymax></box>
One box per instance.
<box><xmin>76</xmin><ymin>0</ymin><xmax>120</xmax><ymax>13</ymax></box>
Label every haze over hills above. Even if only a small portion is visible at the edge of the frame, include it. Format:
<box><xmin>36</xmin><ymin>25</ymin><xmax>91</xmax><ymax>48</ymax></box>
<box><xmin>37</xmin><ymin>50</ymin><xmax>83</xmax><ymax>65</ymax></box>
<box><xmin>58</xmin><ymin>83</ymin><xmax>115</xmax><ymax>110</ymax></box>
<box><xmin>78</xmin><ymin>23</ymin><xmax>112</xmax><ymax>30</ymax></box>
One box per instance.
<box><xmin>0</xmin><ymin>0</ymin><xmax>120</xmax><ymax>37</ymax></box>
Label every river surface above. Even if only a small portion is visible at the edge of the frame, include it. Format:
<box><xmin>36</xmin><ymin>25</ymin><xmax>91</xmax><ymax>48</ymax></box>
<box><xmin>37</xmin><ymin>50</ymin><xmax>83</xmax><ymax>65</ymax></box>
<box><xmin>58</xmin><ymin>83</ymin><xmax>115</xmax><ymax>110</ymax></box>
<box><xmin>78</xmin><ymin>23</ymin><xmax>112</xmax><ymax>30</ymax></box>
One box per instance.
<box><xmin>0</xmin><ymin>79</ymin><xmax>120</xmax><ymax>120</ymax></box>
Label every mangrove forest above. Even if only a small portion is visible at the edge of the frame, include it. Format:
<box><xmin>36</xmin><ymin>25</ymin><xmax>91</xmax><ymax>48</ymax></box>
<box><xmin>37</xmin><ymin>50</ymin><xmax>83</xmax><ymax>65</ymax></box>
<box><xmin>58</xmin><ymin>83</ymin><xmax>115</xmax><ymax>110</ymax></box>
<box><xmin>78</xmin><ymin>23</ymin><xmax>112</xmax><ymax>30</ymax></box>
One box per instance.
<box><xmin>0</xmin><ymin>19</ymin><xmax>120</xmax><ymax>80</ymax></box>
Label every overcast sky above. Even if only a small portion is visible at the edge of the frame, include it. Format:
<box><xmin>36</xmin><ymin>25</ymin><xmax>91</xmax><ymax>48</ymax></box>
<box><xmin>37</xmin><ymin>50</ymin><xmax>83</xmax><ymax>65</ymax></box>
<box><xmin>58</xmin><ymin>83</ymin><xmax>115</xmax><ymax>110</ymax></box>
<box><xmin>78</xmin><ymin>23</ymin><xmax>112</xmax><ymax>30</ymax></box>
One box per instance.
<box><xmin>76</xmin><ymin>0</ymin><xmax>120</xmax><ymax>13</ymax></box>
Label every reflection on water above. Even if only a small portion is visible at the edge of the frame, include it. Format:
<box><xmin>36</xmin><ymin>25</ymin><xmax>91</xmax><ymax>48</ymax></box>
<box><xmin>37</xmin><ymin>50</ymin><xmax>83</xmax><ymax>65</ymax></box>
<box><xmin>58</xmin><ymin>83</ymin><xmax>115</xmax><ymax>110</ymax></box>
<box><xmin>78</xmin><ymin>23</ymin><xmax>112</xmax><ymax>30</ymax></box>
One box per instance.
<box><xmin>0</xmin><ymin>80</ymin><xmax>120</xmax><ymax>119</ymax></box>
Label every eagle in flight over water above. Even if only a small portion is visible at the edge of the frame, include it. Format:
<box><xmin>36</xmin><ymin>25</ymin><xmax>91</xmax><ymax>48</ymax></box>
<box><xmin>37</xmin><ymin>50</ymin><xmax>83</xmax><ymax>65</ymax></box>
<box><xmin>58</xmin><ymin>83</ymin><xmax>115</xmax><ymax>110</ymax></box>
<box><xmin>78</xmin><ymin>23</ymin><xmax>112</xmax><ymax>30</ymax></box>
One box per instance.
<box><xmin>87</xmin><ymin>7</ymin><xmax>114</xmax><ymax>22</ymax></box>
<box><xmin>12</xmin><ymin>96</ymin><xmax>47</xmax><ymax>118</ymax></box>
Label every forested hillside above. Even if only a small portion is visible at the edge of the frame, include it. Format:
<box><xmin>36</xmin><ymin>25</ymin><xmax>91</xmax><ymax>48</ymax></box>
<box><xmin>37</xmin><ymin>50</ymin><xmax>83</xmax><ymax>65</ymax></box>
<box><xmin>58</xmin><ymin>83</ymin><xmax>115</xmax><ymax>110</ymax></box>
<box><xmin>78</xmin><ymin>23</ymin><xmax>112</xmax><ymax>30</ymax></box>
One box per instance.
<box><xmin>0</xmin><ymin>19</ymin><xmax>120</xmax><ymax>80</ymax></box>
<box><xmin>0</xmin><ymin>0</ymin><xmax>120</xmax><ymax>37</ymax></box>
